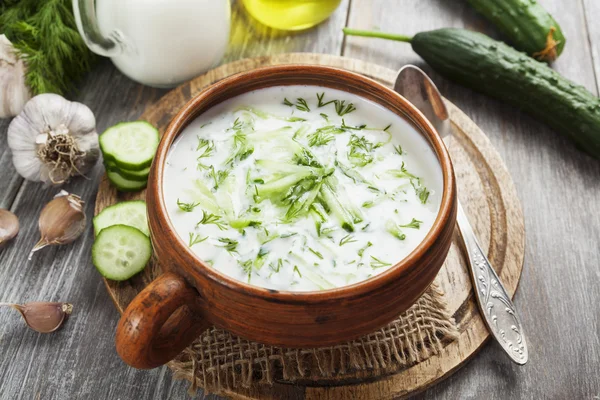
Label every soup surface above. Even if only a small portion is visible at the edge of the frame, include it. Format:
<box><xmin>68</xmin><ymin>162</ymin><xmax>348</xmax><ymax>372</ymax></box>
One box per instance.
<box><xmin>164</xmin><ymin>85</ymin><xmax>442</xmax><ymax>291</ymax></box>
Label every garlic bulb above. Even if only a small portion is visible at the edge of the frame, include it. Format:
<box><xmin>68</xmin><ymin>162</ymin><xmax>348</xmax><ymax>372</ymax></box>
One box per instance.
<box><xmin>7</xmin><ymin>93</ymin><xmax>99</xmax><ymax>185</ymax></box>
<box><xmin>0</xmin><ymin>34</ymin><xmax>31</xmax><ymax>118</ymax></box>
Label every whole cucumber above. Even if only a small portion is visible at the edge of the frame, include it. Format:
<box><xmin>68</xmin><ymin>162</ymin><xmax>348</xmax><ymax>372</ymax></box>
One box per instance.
<box><xmin>343</xmin><ymin>28</ymin><xmax>600</xmax><ymax>159</ymax></box>
<box><xmin>467</xmin><ymin>0</ymin><xmax>566</xmax><ymax>62</ymax></box>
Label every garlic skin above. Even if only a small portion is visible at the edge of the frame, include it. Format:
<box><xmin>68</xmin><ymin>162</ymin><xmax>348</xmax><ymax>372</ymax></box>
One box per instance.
<box><xmin>29</xmin><ymin>190</ymin><xmax>87</xmax><ymax>260</ymax></box>
<box><xmin>0</xmin><ymin>34</ymin><xmax>31</xmax><ymax>118</ymax></box>
<box><xmin>0</xmin><ymin>208</ymin><xmax>19</xmax><ymax>250</ymax></box>
<box><xmin>7</xmin><ymin>93</ymin><xmax>99</xmax><ymax>185</ymax></box>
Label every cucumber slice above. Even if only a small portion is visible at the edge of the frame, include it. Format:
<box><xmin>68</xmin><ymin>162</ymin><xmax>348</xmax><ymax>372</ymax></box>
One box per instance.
<box><xmin>92</xmin><ymin>225</ymin><xmax>152</xmax><ymax>281</ymax></box>
<box><xmin>100</xmin><ymin>121</ymin><xmax>159</xmax><ymax>170</ymax></box>
<box><xmin>105</xmin><ymin>161</ymin><xmax>150</xmax><ymax>181</ymax></box>
<box><xmin>93</xmin><ymin>200</ymin><xmax>149</xmax><ymax>236</ymax></box>
<box><xmin>107</xmin><ymin>170</ymin><xmax>147</xmax><ymax>192</ymax></box>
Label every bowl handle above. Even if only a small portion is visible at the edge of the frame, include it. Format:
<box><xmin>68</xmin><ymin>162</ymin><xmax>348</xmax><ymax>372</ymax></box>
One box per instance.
<box><xmin>115</xmin><ymin>272</ymin><xmax>211</xmax><ymax>369</ymax></box>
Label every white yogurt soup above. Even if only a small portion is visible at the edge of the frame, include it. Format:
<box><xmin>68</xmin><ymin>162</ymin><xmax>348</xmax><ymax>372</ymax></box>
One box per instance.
<box><xmin>164</xmin><ymin>85</ymin><xmax>443</xmax><ymax>291</ymax></box>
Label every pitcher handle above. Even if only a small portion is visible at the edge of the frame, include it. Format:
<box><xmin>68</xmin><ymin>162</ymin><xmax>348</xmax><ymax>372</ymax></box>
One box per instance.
<box><xmin>72</xmin><ymin>0</ymin><xmax>126</xmax><ymax>57</ymax></box>
<box><xmin>115</xmin><ymin>272</ymin><xmax>211</xmax><ymax>369</ymax></box>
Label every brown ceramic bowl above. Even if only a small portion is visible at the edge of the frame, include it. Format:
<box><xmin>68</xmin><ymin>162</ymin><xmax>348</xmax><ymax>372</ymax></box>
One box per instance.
<box><xmin>115</xmin><ymin>65</ymin><xmax>457</xmax><ymax>369</ymax></box>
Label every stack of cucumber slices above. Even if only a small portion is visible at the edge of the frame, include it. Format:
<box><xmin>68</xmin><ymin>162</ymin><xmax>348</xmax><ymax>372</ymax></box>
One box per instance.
<box><xmin>99</xmin><ymin>121</ymin><xmax>160</xmax><ymax>192</ymax></box>
<box><xmin>92</xmin><ymin>201</ymin><xmax>152</xmax><ymax>281</ymax></box>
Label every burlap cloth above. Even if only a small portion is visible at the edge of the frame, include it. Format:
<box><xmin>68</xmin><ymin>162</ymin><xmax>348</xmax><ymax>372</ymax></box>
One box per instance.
<box><xmin>166</xmin><ymin>280</ymin><xmax>458</xmax><ymax>395</ymax></box>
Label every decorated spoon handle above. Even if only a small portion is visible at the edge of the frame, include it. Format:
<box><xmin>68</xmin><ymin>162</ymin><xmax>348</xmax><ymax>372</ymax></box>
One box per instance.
<box><xmin>456</xmin><ymin>201</ymin><xmax>528</xmax><ymax>365</ymax></box>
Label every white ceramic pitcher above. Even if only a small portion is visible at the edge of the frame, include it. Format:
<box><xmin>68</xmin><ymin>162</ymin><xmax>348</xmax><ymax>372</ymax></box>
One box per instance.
<box><xmin>72</xmin><ymin>0</ymin><xmax>231</xmax><ymax>88</ymax></box>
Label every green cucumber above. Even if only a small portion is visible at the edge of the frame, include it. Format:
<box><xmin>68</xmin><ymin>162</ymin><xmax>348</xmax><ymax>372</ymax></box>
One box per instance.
<box><xmin>342</xmin><ymin>28</ymin><xmax>600</xmax><ymax>159</ymax></box>
<box><xmin>92</xmin><ymin>224</ymin><xmax>151</xmax><ymax>281</ymax></box>
<box><xmin>107</xmin><ymin>170</ymin><xmax>147</xmax><ymax>192</ymax></box>
<box><xmin>100</xmin><ymin>121</ymin><xmax>159</xmax><ymax>170</ymax></box>
<box><xmin>467</xmin><ymin>0</ymin><xmax>565</xmax><ymax>62</ymax></box>
<box><xmin>105</xmin><ymin>161</ymin><xmax>150</xmax><ymax>181</ymax></box>
<box><xmin>93</xmin><ymin>200</ymin><xmax>149</xmax><ymax>236</ymax></box>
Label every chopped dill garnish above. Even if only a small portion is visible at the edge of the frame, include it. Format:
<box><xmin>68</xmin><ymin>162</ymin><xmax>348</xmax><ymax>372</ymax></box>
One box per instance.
<box><xmin>283</xmin><ymin>98</ymin><xmax>293</xmax><ymax>107</ymax></box>
<box><xmin>307</xmin><ymin>130</ymin><xmax>335</xmax><ymax>147</ymax></box>
<box><xmin>361</xmin><ymin>223</ymin><xmax>371</xmax><ymax>231</ymax></box>
<box><xmin>339</xmin><ymin>234</ymin><xmax>357</xmax><ymax>246</ymax></box>
<box><xmin>296</xmin><ymin>98</ymin><xmax>311</xmax><ymax>112</ymax></box>
<box><xmin>370</xmin><ymin>256</ymin><xmax>391</xmax><ymax>269</ymax></box>
<box><xmin>308</xmin><ymin>247</ymin><xmax>324</xmax><ymax>259</ymax></box>
<box><xmin>269</xmin><ymin>259</ymin><xmax>284</xmax><ymax>273</ymax></box>
<box><xmin>317</xmin><ymin>92</ymin><xmax>336</xmax><ymax>108</ymax></box>
<box><xmin>217</xmin><ymin>237</ymin><xmax>238</xmax><ymax>253</ymax></box>
<box><xmin>200</xmin><ymin>122</ymin><xmax>212</xmax><ymax>129</ymax></box>
<box><xmin>196</xmin><ymin>138</ymin><xmax>215</xmax><ymax>169</ymax></box>
<box><xmin>293</xmin><ymin>265</ymin><xmax>302</xmax><ymax>277</ymax></box>
<box><xmin>230</xmin><ymin>117</ymin><xmax>244</xmax><ymax>131</ymax></box>
<box><xmin>362</xmin><ymin>200</ymin><xmax>374</xmax><ymax>208</ymax></box>
<box><xmin>188</xmin><ymin>233</ymin><xmax>208</xmax><ymax>247</ymax></box>
<box><xmin>208</xmin><ymin>166</ymin><xmax>230</xmax><ymax>190</ymax></box>
<box><xmin>347</xmin><ymin>134</ymin><xmax>379</xmax><ymax>167</ymax></box>
<box><xmin>320</xmin><ymin>113</ymin><xmax>329</xmax><ymax>121</ymax></box>
<box><xmin>384</xmin><ymin>124</ymin><xmax>392</xmax><ymax>132</ymax></box>
<box><xmin>341</xmin><ymin>119</ymin><xmax>367</xmax><ymax>130</ymax></box>
<box><xmin>240</xmin><ymin>259</ymin><xmax>253</xmax><ymax>282</ymax></box>
<box><xmin>358</xmin><ymin>241</ymin><xmax>373</xmax><ymax>256</ymax></box>
<box><xmin>316</xmin><ymin>93</ymin><xmax>356</xmax><ymax>116</ymax></box>
<box><xmin>197</xmin><ymin>210</ymin><xmax>227</xmax><ymax>230</ymax></box>
<box><xmin>177</xmin><ymin>199</ymin><xmax>200</xmax><ymax>212</ymax></box>
<box><xmin>335</xmin><ymin>100</ymin><xmax>356</xmax><ymax>116</ymax></box>
<box><xmin>394</xmin><ymin>145</ymin><xmax>403</xmax><ymax>155</ymax></box>
<box><xmin>400</xmin><ymin>218</ymin><xmax>423</xmax><ymax>229</ymax></box>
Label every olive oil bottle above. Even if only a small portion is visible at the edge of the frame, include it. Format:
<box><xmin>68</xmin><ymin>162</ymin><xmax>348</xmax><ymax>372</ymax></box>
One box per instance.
<box><xmin>241</xmin><ymin>0</ymin><xmax>342</xmax><ymax>31</ymax></box>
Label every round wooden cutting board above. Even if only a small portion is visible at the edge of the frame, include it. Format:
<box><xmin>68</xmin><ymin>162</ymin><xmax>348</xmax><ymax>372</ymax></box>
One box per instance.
<box><xmin>94</xmin><ymin>54</ymin><xmax>525</xmax><ymax>399</ymax></box>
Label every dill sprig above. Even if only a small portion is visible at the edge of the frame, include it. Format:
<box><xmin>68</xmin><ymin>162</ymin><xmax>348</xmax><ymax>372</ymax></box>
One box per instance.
<box><xmin>0</xmin><ymin>0</ymin><xmax>97</xmax><ymax>95</ymax></box>
<box><xmin>196</xmin><ymin>138</ymin><xmax>215</xmax><ymax>169</ymax></box>
<box><xmin>394</xmin><ymin>145</ymin><xmax>403</xmax><ymax>155</ymax></box>
<box><xmin>295</xmin><ymin>98</ymin><xmax>311</xmax><ymax>112</ymax></box>
<box><xmin>188</xmin><ymin>233</ymin><xmax>208</xmax><ymax>247</ymax></box>
<box><xmin>293</xmin><ymin>265</ymin><xmax>302</xmax><ymax>277</ymax></box>
<box><xmin>307</xmin><ymin>130</ymin><xmax>334</xmax><ymax>147</ymax></box>
<box><xmin>339</xmin><ymin>234</ymin><xmax>357</xmax><ymax>246</ymax></box>
<box><xmin>240</xmin><ymin>260</ymin><xmax>253</xmax><ymax>282</ymax></box>
<box><xmin>317</xmin><ymin>92</ymin><xmax>336</xmax><ymax>107</ymax></box>
<box><xmin>370</xmin><ymin>256</ymin><xmax>391</xmax><ymax>269</ymax></box>
<box><xmin>400</xmin><ymin>218</ymin><xmax>423</xmax><ymax>229</ymax></box>
<box><xmin>177</xmin><ymin>199</ymin><xmax>200</xmax><ymax>212</ymax></box>
<box><xmin>270</xmin><ymin>258</ymin><xmax>284</xmax><ymax>273</ymax></box>
<box><xmin>217</xmin><ymin>237</ymin><xmax>238</xmax><ymax>253</ymax></box>
<box><xmin>197</xmin><ymin>210</ymin><xmax>227</xmax><ymax>230</ymax></box>
<box><xmin>207</xmin><ymin>166</ymin><xmax>230</xmax><ymax>190</ymax></box>
<box><xmin>335</xmin><ymin>100</ymin><xmax>356</xmax><ymax>116</ymax></box>
<box><xmin>283</xmin><ymin>98</ymin><xmax>294</xmax><ymax>107</ymax></box>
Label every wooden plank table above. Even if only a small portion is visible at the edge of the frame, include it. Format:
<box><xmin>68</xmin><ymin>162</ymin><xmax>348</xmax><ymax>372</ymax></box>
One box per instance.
<box><xmin>0</xmin><ymin>1</ymin><xmax>598</xmax><ymax>399</ymax></box>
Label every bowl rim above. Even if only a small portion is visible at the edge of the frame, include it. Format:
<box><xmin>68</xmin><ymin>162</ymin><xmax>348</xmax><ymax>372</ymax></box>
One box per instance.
<box><xmin>150</xmin><ymin>64</ymin><xmax>456</xmax><ymax>303</ymax></box>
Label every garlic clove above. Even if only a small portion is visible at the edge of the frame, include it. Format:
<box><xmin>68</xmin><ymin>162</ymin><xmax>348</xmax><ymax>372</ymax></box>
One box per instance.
<box><xmin>0</xmin><ymin>302</ymin><xmax>73</xmax><ymax>333</ymax></box>
<box><xmin>0</xmin><ymin>209</ymin><xmax>19</xmax><ymax>250</ymax></box>
<box><xmin>0</xmin><ymin>35</ymin><xmax>32</xmax><ymax>118</ymax></box>
<box><xmin>28</xmin><ymin>191</ymin><xmax>86</xmax><ymax>260</ymax></box>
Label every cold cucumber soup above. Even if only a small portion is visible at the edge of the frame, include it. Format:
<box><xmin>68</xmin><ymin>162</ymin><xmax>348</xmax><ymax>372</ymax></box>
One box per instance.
<box><xmin>164</xmin><ymin>86</ymin><xmax>443</xmax><ymax>292</ymax></box>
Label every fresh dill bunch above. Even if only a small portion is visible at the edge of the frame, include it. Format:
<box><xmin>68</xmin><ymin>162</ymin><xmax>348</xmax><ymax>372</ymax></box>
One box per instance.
<box><xmin>0</xmin><ymin>0</ymin><xmax>97</xmax><ymax>95</ymax></box>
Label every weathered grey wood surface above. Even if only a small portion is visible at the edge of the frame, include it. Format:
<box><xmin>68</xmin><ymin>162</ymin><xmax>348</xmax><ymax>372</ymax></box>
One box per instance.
<box><xmin>0</xmin><ymin>1</ymin><xmax>598</xmax><ymax>399</ymax></box>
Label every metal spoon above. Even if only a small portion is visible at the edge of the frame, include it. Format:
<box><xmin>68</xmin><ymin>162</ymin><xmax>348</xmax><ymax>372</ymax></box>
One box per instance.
<box><xmin>394</xmin><ymin>65</ymin><xmax>528</xmax><ymax>365</ymax></box>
